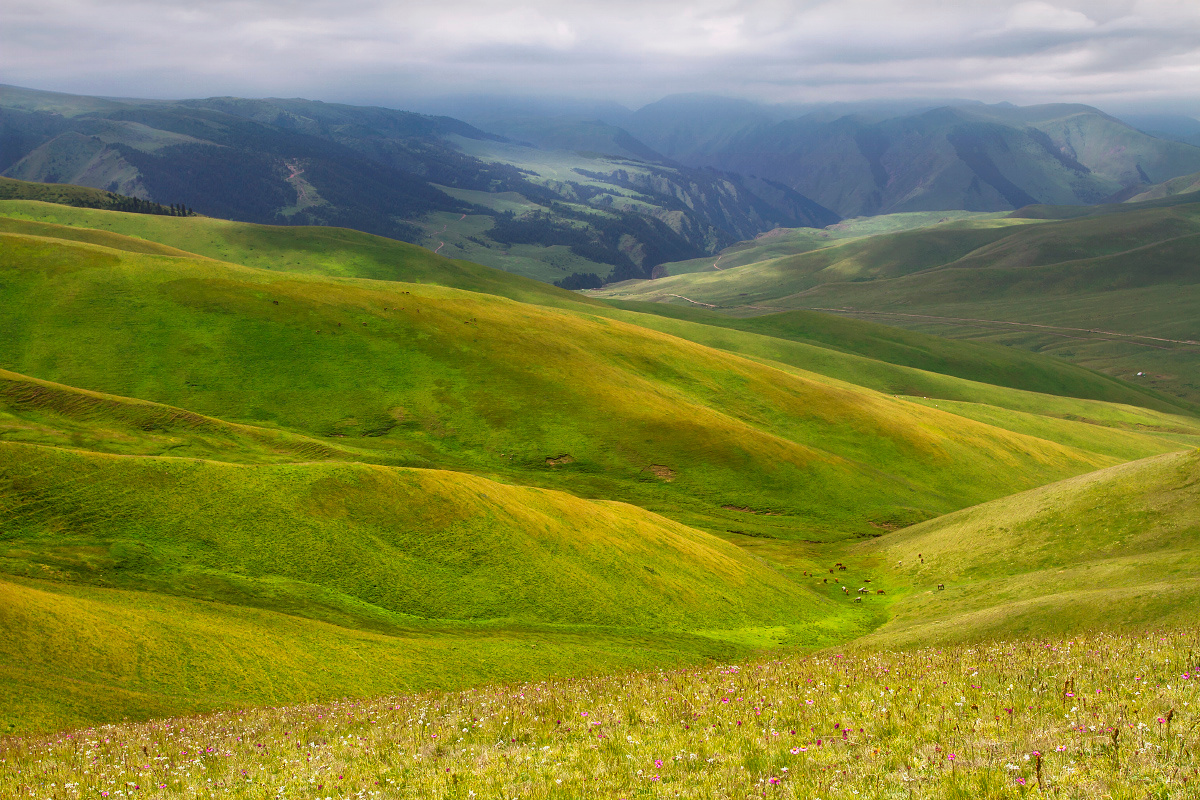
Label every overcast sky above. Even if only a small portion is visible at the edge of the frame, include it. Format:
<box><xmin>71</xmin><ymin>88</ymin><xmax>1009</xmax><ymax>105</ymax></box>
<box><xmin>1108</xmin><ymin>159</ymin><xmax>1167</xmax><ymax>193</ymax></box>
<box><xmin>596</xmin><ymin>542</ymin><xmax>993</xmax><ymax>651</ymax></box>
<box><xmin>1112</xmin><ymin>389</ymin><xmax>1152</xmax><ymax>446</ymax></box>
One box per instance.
<box><xmin>5</xmin><ymin>0</ymin><xmax>1200</xmax><ymax>114</ymax></box>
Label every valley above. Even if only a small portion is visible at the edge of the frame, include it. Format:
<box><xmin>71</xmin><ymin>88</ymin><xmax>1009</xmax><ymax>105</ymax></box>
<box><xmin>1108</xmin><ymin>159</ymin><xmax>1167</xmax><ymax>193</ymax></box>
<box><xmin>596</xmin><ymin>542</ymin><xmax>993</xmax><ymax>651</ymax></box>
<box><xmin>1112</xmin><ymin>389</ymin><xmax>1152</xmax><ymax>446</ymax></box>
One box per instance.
<box><xmin>9</xmin><ymin>0</ymin><xmax>1200</xmax><ymax>793</ymax></box>
<box><xmin>0</xmin><ymin>175</ymin><xmax>1198</xmax><ymax>750</ymax></box>
<box><xmin>2</xmin><ymin>86</ymin><xmax>1200</xmax><ymax>800</ymax></box>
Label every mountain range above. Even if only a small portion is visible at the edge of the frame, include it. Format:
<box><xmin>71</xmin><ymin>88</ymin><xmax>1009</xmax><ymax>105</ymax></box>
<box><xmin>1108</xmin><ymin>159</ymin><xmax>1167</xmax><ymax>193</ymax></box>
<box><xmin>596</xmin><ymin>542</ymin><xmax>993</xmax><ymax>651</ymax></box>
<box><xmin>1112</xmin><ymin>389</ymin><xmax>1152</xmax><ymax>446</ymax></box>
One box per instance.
<box><xmin>6</xmin><ymin>84</ymin><xmax>1200</xmax><ymax>287</ymax></box>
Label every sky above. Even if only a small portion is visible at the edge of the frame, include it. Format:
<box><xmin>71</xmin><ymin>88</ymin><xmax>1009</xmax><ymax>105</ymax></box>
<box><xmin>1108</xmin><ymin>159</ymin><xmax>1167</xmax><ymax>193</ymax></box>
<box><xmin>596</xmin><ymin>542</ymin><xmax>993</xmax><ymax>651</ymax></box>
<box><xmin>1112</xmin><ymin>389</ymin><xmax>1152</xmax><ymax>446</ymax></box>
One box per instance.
<box><xmin>5</xmin><ymin>0</ymin><xmax>1200</xmax><ymax>115</ymax></box>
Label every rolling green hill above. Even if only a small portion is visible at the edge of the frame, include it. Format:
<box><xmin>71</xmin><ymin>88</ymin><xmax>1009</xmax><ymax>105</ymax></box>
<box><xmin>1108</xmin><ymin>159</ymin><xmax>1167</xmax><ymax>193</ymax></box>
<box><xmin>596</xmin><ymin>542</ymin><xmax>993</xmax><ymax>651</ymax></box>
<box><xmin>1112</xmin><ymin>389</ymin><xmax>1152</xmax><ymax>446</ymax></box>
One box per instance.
<box><xmin>5</xmin><ymin>195</ymin><xmax>1189</xmax><ymax>418</ymax></box>
<box><xmin>0</xmin><ymin>200</ymin><xmax>589</xmax><ymax>309</ymax></box>
<box><xmin>2</xmin><ymin>229</ymin><xmax>1136</xmax><ymax>541</ymax></box>
<box><xmin>861</xmin><ymin>448</ymin><xmax>1200</xmax><ymax>647</ymax></box>
<box><xmin>1125</xmin><ymin>170</ymin><xmax>1200</xmax><ymax>203</ymax></box>
<box><xmin>595</xmin><ymin>198</ymin><xmax>1200</xmax><ymax>404</ymax></box>
<box><xmin>3</xmin><ymin>197</ymin><xmax>1200</xmax><ymax>739</ymax></box>
<box><xmin>656</xmin><ymin>211</ymin><xmax>1013</xmax><ymax>276</ymax></box>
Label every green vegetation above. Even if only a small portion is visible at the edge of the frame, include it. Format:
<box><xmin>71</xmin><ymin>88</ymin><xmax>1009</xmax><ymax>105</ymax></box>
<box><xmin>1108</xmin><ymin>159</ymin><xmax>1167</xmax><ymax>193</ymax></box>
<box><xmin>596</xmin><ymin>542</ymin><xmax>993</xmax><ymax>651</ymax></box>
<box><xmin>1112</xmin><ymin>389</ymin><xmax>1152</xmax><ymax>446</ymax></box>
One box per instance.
<box><xmin>0</xmin><ymin>201</ymin><xmax>589</xmax><ymax>309</ymax></box>
<box><xmin>600</xmin><ymin>301</ymin><xmax>1189</xmax><ymax>414</ymax></box>
<box><xmin>2</xmin><ymin>226</ymin><xmax>1142</xmax><ymax>542</ymax></box>
<box><xmin>594</xmin><ymin>198</ymin><xmax>1200</xmax><ymax>404</ymax></box>
<box><xmin>0</xmin><ymin>176</ymin><xmax>191</xmax><ymax>217</ymax></box>
<box><xmin>658</xmin><ymin>211</ymin><xmax>1013</xmax><ymax>276</ymax></box>
<box><xmin>4</xmin><ymin>628</ymin><xmax>1196</xmax><ymax>797</ymax></box>
<box><xmin>0</xmin><ymin>441</ymin><xmax>817</xmax><ymax>632</ymax></box>
<box><xmin>862</xmin><ymin>448</ymin><xmax>1200</xmax><ymax>647</ymax></box>
<box><xmin>2</xmin><ymin>194</ymin><xmax>1200</xmax><ymax>750</ymax></box>
<box><xmin>0</xmin><ymin>576</ymin><xmax>761</xmax><ymax>736</ymax></box>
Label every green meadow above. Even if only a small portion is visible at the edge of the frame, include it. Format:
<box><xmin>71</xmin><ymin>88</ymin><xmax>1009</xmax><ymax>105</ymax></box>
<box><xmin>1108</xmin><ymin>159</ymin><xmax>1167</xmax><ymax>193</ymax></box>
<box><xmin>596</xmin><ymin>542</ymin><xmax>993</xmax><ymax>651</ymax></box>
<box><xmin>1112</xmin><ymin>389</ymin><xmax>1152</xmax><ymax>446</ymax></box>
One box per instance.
<box><xmin>0</xmin><ymin>181</ymin><xmax>1198</xmax><ymax>779</ymax></box>
<box><xmin>594</xmin><ymin>197</ymin><xmax>1200</xmax><ymax>404</ymax></box>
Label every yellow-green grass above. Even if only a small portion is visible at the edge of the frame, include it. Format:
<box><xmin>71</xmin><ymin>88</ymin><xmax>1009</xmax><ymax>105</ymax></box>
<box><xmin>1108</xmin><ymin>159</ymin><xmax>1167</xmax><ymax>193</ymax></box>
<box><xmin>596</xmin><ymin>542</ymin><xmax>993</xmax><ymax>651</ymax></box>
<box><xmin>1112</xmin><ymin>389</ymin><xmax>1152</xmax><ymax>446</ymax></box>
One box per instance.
<box><xmin>596</xmin><ymin>218</ymin><xmax>1039</xmax><ymax>307</ymax></box>
<box><xmin>0</xmin><ymin>231</ymin><xmax>1137</xmax><ymax>540</ymax></box>
<box><xmin>0</xmin><ymin>369</ymin><xmax>380</xmax><ymax>464</ymax></box>
<box><xmin>594</xmin><ymin>202</ymin><xmax>1200</xmax><ymax>403</ymax></box>
<box><xmin>0</xmin><ymin>575</ymin><xmax>772</xmax><ymax>736</ymax></box>
<box><xmin>659</xmin><ymin>211</ymin><xmax>1015</xmax><ymax>276</ymax></box>
<box><xmin>0</xmin><ymin>440</ymin><xmax>824</xmax><ymax>632</ymax></box>
<box><xmin>3</xmin><ymin>627</ymin><xmax>1195</xmax><ymax>798</ymax></box>
<box><xmin>0</xmin><ymin>201</ymin><xmax>590</xmax><ymax>310</ymax></box>
<box><xmin>7</xmin><ymin>196</ymin><xmax>1191</xmax><ymax>416</ymax></box>
<box><xmin>861</xmin><ymin>449</ymin><xmax>1200</xmax><ymax>647</ymax></box>
<box><xmin>599</xmin><ymin>301</ymin><xmax>1189</xmax><ymax>414</ymax></box>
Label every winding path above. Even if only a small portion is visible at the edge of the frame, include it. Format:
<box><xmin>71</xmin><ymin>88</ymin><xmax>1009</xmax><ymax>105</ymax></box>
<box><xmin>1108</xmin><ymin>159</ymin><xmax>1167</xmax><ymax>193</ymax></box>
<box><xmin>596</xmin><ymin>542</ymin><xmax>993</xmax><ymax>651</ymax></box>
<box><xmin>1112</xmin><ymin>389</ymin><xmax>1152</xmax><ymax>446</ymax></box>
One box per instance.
<box><xmin>431</xmin><ymin>215</ymin><xmax>467</xmax><ymax>255</ymax></box>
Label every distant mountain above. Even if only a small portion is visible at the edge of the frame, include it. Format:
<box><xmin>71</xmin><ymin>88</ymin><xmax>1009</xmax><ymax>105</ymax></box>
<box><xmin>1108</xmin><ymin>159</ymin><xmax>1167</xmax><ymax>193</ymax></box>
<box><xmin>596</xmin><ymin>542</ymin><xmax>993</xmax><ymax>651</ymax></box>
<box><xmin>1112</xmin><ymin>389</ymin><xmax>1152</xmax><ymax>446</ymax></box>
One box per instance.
<box><xmin>1118</xmin><ymin>113</ymin><xmax>1200</xmax><ymax>147</ymax></box>
<box><xmin>450</xmin><ymin>116</ymin><xmax>673</xmax><ymax>163</ymax></box>
<box><xmin>0</xmin><ymin>85</ymin><xmax>836</xmax><ymax>284</ymax></box>
<box><xmin>1123</xmin><ymin>170</ymin><xmax>1200</xmax><ymax>203</ymax></box>
<box><xmin>623</xmin><ymin>98</ymin><xmax>1200</xmax><ymax>217</ymax></box>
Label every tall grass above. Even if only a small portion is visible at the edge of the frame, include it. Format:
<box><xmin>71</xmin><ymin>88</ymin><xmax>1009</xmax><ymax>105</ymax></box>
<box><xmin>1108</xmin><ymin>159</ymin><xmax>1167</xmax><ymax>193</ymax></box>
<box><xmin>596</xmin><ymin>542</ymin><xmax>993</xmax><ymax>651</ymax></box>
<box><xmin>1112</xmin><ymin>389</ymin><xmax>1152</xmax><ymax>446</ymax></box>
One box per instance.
<box><xmin>3</xmin><ymin>628</ymin><xmax>1196</xmax><ymax>798</ymax></box>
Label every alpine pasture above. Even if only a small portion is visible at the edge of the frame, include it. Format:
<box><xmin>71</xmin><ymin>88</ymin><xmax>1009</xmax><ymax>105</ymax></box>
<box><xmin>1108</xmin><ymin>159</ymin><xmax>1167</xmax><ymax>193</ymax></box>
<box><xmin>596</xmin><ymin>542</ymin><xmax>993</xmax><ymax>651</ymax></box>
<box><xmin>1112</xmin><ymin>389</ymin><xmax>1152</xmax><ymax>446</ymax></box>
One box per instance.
<box><xmin>1</xmin><ymin>182</ymin><xmax>1199</xmax><ymax>799</ymax></box>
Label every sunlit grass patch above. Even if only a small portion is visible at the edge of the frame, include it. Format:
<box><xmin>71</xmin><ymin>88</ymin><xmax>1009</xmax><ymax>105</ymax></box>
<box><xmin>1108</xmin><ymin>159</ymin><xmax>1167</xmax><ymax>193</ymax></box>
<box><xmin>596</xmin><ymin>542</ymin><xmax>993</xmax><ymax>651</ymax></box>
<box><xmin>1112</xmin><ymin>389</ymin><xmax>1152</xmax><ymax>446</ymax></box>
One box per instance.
<box><xmin>3</xmin><ymin>628</ymin><xmax>1196</xmax><ymax>798</ymax></box>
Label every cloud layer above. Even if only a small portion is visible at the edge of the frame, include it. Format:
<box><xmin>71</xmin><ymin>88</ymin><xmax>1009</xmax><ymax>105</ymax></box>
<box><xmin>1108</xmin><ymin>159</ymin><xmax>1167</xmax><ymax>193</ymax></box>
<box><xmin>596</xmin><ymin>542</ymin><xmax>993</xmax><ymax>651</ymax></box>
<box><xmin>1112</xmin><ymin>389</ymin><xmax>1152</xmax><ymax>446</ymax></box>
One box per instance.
<box><xmin>5</xmin><ymin>0</ymin><xmax>1200</xmax><ymax>112</ymax></box>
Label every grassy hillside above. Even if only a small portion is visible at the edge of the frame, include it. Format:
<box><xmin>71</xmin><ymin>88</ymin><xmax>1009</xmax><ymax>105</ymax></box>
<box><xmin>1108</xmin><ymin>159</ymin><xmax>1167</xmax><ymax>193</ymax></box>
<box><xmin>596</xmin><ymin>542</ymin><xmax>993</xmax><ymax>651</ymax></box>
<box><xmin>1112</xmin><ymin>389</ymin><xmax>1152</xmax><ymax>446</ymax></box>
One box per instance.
<box><xmin>597</xmin><ymin>218</ymin><xmax>1039</xmax><ymax>306</ymax></box>
<box><xmin>861</xmin><ymin>449</ymin><xmax>1200</xmax><ymax>646</ymax></box>
<box><xmin>0</xmin><ymin>575</ymin><xmax>765</xmax><ymax>736</ymax></box>
<box><xmin>0</xmin><ymin>441</ymin><xmax>820</xmax><ymax>632</ymax></box>
<box><xmin>3</xmin><ymin>199</ymin><xmax>1200</xmax><ymax>741</ymax></box>
<box><xmin>657</xmin><ymin>211</ymin><xmax>1012</xmax><ymax>276</ymax></box>
<box><xmin>4</xmin><ymin>626</ymin><xmax>1194</xmax><ymax>797</ymax></box>
<box><xmin>7</xmin><ymin>231</ymin><xmax>1162</xmax><ymax>539</ymax></box>
<box><xmin>595</xmin><ymin>200</ymin><xmax>1200</xmax><ymax>404</ymax></box>
<box><xmin>1125</xmin><ymin>171</ymin><xmax>1200</xmax><ymax>202</ymax></box>
<box><xmin>0</xmin><ymin>200</ymin><xmax>590</xmax><ymax>309</ymax></box>
<box><xmin>601</xmin><ymin>301</ymin><xmax>1188</xmax><ymax>413</ymax></box>
<box><xmin>7</xmin><ymin>196</ymin><xmax>1189</xmax><ymax>415</ymax></box>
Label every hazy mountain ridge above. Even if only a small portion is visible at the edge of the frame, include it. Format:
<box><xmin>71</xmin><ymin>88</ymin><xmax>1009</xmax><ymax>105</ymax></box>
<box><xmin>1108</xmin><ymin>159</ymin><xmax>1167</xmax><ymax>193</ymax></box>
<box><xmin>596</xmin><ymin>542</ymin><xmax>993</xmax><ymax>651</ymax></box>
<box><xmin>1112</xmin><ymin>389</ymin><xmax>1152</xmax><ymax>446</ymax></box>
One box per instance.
<box><xmin>621</xmin><ymin>97</ymin><xmax>1200</xmax><ymax>217</ymax></box>
<box><xmin>0</xmin><ymin>85</ymin><xmax>838</xmax><ymax>284</ymax></box>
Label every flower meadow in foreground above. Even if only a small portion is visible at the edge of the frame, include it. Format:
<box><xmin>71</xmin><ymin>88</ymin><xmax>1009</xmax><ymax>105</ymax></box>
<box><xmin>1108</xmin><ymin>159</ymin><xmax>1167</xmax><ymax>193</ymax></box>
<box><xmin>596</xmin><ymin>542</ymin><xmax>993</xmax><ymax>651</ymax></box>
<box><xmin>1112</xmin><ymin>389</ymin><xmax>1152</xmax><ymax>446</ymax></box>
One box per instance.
<box><xmin>2</xmin><ymin>629</ymin><xmax>1198</xmax><ymax>799</ymax></box>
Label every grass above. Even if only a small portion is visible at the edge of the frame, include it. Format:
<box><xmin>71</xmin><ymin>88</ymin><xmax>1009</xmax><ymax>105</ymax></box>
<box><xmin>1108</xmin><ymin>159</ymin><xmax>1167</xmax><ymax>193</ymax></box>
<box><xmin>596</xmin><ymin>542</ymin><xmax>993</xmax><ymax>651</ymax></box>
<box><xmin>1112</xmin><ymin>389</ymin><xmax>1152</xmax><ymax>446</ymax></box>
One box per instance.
<box><xmin>2</xmin><ymin>627</ymin><xmax>1196</xmax><ymax>798</ymax></box>
<box><xmin>0</xmin><ymin>228</ymin><xmax>1139</xmax><ymax>541</ymax></box>
<box><xmin>0</xmin><ymin>440</ymin><xmax>821</xmax><ymax>632</ymax></box>
<box><xmin>599</xmin><ymin>301</ymin><xmax>1190</xmax><ymax>415</ymax></box>
<box><xmin>659</xmin><ymin>211</ymin><xmax>1015</xmax><ymax>276</ymax></box>
<box><xmin>0</xmin><ymin>576</ymin><xmax>768</xmax><ymax>737</ymax></box>
<box><xmin>3</xmin><ymin>196</ymin><xmax>1200</xmax><ymax>750</ymax></box>
<box><xmin>0</xmin><ymin>201</ymin><xmax>590</xmax><ymax>310</ymax></box>
<box><xmin>593</xmin><ymin>200</ymin><xmax>1200</xmax><ymax>404</ymax></box>
<box><xmin>861</xmin><ymin>449</ymin><xmax>1200</xmax><ymax>647</ymax></box>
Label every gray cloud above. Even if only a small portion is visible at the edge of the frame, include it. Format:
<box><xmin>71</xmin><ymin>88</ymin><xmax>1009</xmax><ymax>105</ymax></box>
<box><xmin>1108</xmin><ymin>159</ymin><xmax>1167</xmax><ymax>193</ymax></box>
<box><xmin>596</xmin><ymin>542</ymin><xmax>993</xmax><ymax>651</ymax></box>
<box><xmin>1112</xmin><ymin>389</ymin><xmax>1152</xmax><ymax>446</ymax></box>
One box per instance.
<box><xmin>3</xmin><ymin>0</ymin><xmax>1199</xmax><ymax>113</ymax></box>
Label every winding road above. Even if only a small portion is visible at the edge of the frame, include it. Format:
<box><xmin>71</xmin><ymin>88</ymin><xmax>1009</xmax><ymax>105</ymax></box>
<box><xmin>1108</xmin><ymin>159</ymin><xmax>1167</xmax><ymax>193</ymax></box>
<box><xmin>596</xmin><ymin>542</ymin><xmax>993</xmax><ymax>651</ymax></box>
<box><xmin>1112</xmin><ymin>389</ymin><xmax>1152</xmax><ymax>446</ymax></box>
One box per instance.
<box><xmin>432</xmin><ymin>214</ymin><xmax>468</xmax><ymax>255</ymax></box>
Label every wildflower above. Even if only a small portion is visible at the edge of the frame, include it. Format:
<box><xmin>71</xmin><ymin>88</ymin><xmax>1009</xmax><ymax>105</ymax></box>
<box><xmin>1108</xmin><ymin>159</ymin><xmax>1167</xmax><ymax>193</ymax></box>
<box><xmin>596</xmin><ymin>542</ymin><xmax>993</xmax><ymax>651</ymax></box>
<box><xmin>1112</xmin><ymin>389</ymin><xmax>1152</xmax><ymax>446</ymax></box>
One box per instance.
<box><xmin>790</xmin><ymin>747</ymin><xmax>801</xmax><ymax>754</ymax></box>
<box><xmin>654</xmin><ymin>760</ymin><xmax>663</xmax><ymax>768</ymax></box>
<box><xmin>769</xmin><ymin>776</ymin><xmax>780</xmax><ymax>784</ymax></box>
